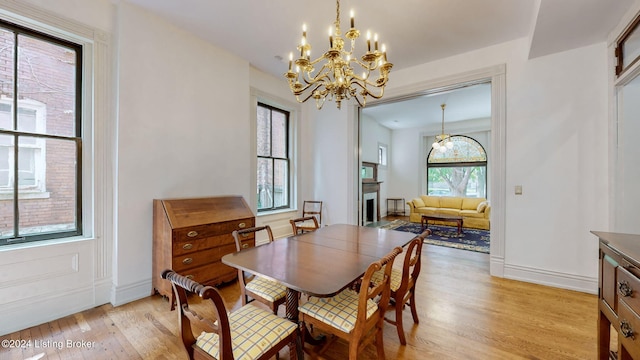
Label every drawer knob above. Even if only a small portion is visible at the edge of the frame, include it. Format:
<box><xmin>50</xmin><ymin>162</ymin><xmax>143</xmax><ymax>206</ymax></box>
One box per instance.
<box><xmin>182</xmin><ymin>258</ymin><xmax>193</xmax><ymax>265</ymax></box>
<box><xmin>238</xmin><ymin>222</ymin><xmax>246</xmax><ymax>229</ymax></box>
<box><xmin>187</xmin><ymin>231</ymin><xmax>198</xmax><ymax>238</ymax></box>
<box><xmin>242</xmin><ymin>243</ymin><xmax>249</xmax><ymax>249</ymax></box>
<box><xmin>621</xmin><ymin>320</ymin><xmax>635</xmax><ymax>339</ymax></box>
<box><xmin>618</xmin><ymin>280</ymin><xmax>633</xmax><ymax>297</ymax></box>
<box><xmin>185</xmin><ymin>275</ymin><xmax>194</xmax><ymax>280</ymax></box>
<box><xmin>182</xmin><ymin>243</ymin><xmax>193</xmax><ymax>250</ymax></box>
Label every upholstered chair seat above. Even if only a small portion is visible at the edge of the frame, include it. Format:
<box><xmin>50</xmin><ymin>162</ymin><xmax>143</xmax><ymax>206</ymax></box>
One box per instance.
<box><xmin>298</xmin><ymin>289</ymin><xmax>377</xmax><ymax>333</ymax></box>
<box><xmin>196</xmin><ymin>304</ymin><xmax>298</xmax><ymax>359</ymax></box>
<box><xmin>244</xmin><ymin>276</ymin><xmax>288</xmax><ymax>302</ymax></box>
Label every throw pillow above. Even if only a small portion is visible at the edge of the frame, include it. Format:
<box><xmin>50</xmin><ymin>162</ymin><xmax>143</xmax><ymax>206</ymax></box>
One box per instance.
<box><xmin>477</xmin><ymin>201</ymin><xmax>488</xmax><ymax>213</ymax></box>
<box><xmin>412</xmin><ymin>197</ymin><xmax>426</xmax><ymax>208</ymax></box>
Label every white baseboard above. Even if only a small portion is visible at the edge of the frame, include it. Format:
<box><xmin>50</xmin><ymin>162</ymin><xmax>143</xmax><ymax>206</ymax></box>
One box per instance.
<box><xmin>0</xmin><ymin>285</ymin><xmax>98</xmax><ymax>336</ymax></box>
<box><xmin>503</xmin><ymin>263</ymin><xmax>598</xmax><ymax>294</ymax></box>
<box><xmin>111</xmin><ymin>278</ymin><xmax>153</xmax><ymax>306</ymax></box>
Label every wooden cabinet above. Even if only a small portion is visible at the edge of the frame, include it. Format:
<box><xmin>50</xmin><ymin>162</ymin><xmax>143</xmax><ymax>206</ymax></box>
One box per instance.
<box><xmin>595</xmin><ymin>231</ymin><xmax>640</xmax><ymax>360</ymax></box>
<box><xmin>152</xmin><ymin>196</ymin><xmax>255</xmax><ymax>300</ymax></box>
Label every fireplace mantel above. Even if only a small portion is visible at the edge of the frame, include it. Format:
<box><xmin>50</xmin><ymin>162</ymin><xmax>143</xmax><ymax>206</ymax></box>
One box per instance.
<box><xmin>361</xmin><ymin>162</ymin><xmax>382</xmax><ymax>224</ymax></box>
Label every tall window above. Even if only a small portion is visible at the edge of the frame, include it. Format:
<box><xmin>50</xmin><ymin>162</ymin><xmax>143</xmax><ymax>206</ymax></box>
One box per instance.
<box><xmin>257</xmin><ymin>103</ymin><xmax>289</xmax><ymax>212</ymax></box>
<box><xmin>427</xmin><ymin>135</ymin><xmax>487</xmax><ymax>197</ymax></box>
<box><xmin>0</xmin><ymin>20</ymin><xmax>82</xmax><ymax>245</ymax></box>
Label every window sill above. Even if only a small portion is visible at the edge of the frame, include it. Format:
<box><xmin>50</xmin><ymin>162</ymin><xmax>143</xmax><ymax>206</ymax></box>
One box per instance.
<box><xmin>257</xmin><ymin>208</ymin><xmax>297</xmax><ymax>217</ymax></box>
<box><xmin>0</xmin><ymin>191</ymin><xmax>50</xmax><ymax>200</ymax></box>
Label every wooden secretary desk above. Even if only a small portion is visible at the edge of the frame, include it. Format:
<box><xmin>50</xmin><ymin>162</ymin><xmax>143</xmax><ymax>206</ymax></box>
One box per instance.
<box><xmin>595</xmin><ymin>231</ymin><xmax>640</xmax><ymax>359</ymax></box>
<box><xmin>152</xmin><ymin>196</ymin><xmax>255</xmax><ymax>302</ymax></box>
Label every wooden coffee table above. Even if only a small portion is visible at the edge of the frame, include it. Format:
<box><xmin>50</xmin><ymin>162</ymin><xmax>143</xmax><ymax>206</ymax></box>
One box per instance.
<box><xmin>421</xmin><ymin>214</ymin><xmax>464</xmax><ymax>235</ymax></box>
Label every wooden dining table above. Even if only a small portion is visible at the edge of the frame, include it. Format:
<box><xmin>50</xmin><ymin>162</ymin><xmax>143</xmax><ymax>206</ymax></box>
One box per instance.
<box><xmin>221</xmin><ymin>223</ymin><xmax>417</xmax><ymax>324</ymax></box>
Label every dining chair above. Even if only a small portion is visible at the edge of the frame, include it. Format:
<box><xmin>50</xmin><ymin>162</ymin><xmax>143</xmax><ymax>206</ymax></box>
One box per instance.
<box><xmin>232</xmin><ymin>226</ymin><xmax>287</xmax><ymax>315</ymax></box>
<box><xmin>161</xmin><ymin>270</ymin><xmax>301</xmax><ymax>360</ymax></box>
<box><xmin>302</xmin><ymin>200</ymin><xmax>323</xmax><ymax>225</ymax></box>
<box><xmin>298</xmin><ymin>246</ymin><xmax>403</xmax><ymax>360</ymax></box>
<box><xmin>289</xmin><ymin>216</ymin><xmax>320</xmax><ymax>235</ymax></box>
<box><xmin>371</xmin><ymin>230</ymin><xmax>429</xmax><ymax>345</ymax></box>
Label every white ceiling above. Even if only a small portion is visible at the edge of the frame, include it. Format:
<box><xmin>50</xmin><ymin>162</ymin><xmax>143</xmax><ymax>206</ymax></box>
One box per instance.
<box><xmin>126</xmin><ymin>0</ymin><xmax>635</xmax><ymax>129</ymax></box>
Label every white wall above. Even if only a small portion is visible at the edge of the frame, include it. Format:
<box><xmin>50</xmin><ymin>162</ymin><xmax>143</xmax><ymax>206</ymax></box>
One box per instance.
<box><xmin>361</xmin><ymin>114</ymin><xmax>391</xmax><ymax>215</ymax></box>
<box><xmin>113</xmin><ymin>2</ymin><xmax>253</xmax><ymax>304</ymax></box>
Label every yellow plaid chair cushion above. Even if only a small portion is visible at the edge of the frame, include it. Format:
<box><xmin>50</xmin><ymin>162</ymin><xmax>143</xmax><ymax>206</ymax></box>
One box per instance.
<box><xmin>196</xmin><ymin>304</ymin><xmax>297</xmax><ymax>359</ymax></box>
<box><xmin>370</xmin><ymin>268</ymin><xmax>402</xmax><ymax>292</ymax></box>
<box><xmin>298</xmin><ymin>289</ymin><xmax>377</xmax><ymax>333</ymax></box>
<box><xmin>245</xmin><ymin>276</ymin><xmax>287</xmax><ymax>302</ymax></box>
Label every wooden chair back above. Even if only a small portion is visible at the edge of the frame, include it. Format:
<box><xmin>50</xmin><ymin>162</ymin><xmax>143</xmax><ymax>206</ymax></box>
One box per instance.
<box><xmin>162</xmin><ymin>269</ymin><xmax>298</xmax><ymax>360</ymax></box>
<box><xmin>161</xmin><ymin>269</ymin><xmax>233</xmax><ymax>360</ymax></box>
<box><xmin>302</xmin><ymin>200</ymin><xmax>322</xmax><ymax>225</ymax></box>
<box><xmin>385</xmin><ymin>229</ymin><xmax>429</xmax><ymax>345</ymax></box>
<box><xmin>231</xmin><ymin>225</ymin><xmax>286</xmax><ymax>314</ymax></box>
<box><xmin>289</xmin><ymin>216</ymin><xmax>319</xmax><ymax>235</ymax></box>
<box><xmin>300</xmin><ymin>246</ymin><xmax>403</xmax><ymax>360</ymax></box>
<box><xmin>232</xmin><ymin>225</ymin><xmax>274</xmax><ymax>251</ymax></box>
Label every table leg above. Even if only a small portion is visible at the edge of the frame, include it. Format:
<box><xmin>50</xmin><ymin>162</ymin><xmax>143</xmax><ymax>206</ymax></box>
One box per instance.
<box><xmin>286</xmin><ymin>288</ymin><xmax>325</xmax><ymax>347</ymax></box>
<box><xmin>285</xmin><ymin>289</ymin><xmax>304</xmax><ymax>359</ymax></box>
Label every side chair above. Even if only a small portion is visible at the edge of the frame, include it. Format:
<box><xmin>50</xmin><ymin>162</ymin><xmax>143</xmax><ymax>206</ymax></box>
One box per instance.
<box><xmin>232</xmin><ymin>225</ymin><xmax>287</xmax><ymax>315</ymax></box>
<box><xmin>372</xmin><ymin>229</ymin><xmax>429</xmax><ymax>345</ymax></box>
<box><xmin>289</xmin><ymin>216</ymin><xmax>320</xmax><ymax>235</ymax></box>
<box><xmin>302</xmin><ymin>200</ymin><xmax>323</xmax><ymax>225</ymax></box>
<box><xmin>161</xmin><ymin>270</ymin><xmax>301</xmax><ymax>360</ymax></box>
<box><xmin>298</xmin><ymin>246</ymin><xmax>403</xmax><ymax>360</ymax></box>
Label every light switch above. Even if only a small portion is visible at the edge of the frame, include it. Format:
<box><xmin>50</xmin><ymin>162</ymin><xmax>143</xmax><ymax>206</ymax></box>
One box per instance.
<box><xmin>515</xmin><ymin>185</ymin><xmax>523</xmax><ymax>195</ymax></box>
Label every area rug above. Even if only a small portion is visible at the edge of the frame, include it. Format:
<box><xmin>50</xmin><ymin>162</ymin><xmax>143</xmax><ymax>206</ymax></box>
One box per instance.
<box><xmin>378</xmin><ymin>220</ymin><xmax>490</xmax><ymax>254</ymax></box>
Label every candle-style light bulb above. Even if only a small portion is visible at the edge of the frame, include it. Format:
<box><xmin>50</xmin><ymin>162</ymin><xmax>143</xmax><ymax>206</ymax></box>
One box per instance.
<box><xmin>366</xmin><ymin>31</ymin><xmax>371</xmax><ymax>51</ymax></box>
<box><xmin>350</xmin><ymin>10</ymin><xmax>355</xmax><ymax>28</ymax></box>
<box><xmin>374</xmin><ymin>33</ymin><xmax>379</xmax><ymax>51</ymax></box>
<box><xmin>288</xmin><ymin>52</ymin><xmax>293</xmax><ymax>70</ymax></box>
<box><xmin>329</xmin><ymin>26</ymin><xmax>333</xmax><ymax>48</ymax></box>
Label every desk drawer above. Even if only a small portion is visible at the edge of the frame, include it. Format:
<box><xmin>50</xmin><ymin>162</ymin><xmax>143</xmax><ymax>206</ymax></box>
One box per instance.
<box><xmin>173</xmin><ymin>243</ymin><xmax>236</xmax><ymax>271</ymax></box>
<box><xmin>179</xmin><ymin>262</ymin><xmax>237</xmax><ymax>286</ymax></box>
<box><xmin>173</xmin><ymin>232</ymin><xmax>254</xmax><ymax>256</ymax></box>
<box><xmin>619</xmin><ymin>300</ymin><xmax>640</xmax><ymax>358</ymax></box>
<box><xmin>174</xmin><ymin>218</ymin><xmax>254</xmax><ymax>242</ymax></box>
<box><xmin>618</xmin><ymin>266</ymin><xmax>640</xmax><ymax>313</ymax></box>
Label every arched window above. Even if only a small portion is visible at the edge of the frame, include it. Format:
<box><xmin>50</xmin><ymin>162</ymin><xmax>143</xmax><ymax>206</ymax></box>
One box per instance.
<box><xmin>427</xmin><ymin>135</ymin><xmax>487</xmax><ymax>197</ymax></box>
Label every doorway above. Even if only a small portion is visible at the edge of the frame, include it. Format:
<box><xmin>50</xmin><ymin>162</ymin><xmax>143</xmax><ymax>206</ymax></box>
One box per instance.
<box><xmin>356</xmin><ymin>65</ymin><xmax>507</xmax><ymax>276</ymax></box>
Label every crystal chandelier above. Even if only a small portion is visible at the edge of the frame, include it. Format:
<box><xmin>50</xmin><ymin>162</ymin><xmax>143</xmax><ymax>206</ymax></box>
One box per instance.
<box><xmin>432</xmin><ymin>104</ymin><xmax>453</xmax><ymax>153</ymax></box>
<box><xmin>284</xmin><ymin>0</ymin><xmax>393</xmax><ymax>110</ymax></box>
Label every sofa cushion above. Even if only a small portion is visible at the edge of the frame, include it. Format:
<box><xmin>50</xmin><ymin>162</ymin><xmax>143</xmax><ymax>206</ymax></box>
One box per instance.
<box><xmin>439</xmin><ymin>197</ymin><xmax>463</xmax><ymax>209</ymax></box>
<box><xmin>460</xmin><ymin>209</ymin><xmax>484</xmax><ymax>218</ymax></box>
<box><xmin>416</xmin><ymin>207</ymin><xmax>438</xmax><ymax>215</ymax></box>
<box><xmin>477</xmin><ymin>201</ymin><xmax>488</xmax><ymax>213</ymax></box>
<box><xmin>412</xmin><ymin>197</ymin><xmax>425</xmax><ymax>208</ymax></box>
<box><xmin>462</xmin><ymin>197</ymin><xmax>485</xmax><ymax>210</ymax></box>
<box><xmin>420</xmin><ymin>196</ymin><xmax>440</xmax><ymax>208</ymax></box>
<box><xmin>435</xmin><ymin>208</ymin><xmax>461</xmax><ymax>216</ymax></box>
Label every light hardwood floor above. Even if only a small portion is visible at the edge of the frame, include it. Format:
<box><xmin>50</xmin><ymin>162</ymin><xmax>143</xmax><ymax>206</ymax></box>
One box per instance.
<box><xmin>0</xmin><ymin>241</ymin><xmax>598</xmax><ymax>360</ymax></box>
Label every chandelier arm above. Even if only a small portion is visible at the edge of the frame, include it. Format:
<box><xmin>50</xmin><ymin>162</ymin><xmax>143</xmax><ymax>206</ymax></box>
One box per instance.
<box><xmin>350</xmin><ymin>79</ymin><xmax>385</xmax><ymax>98</ymax></box>
<box><xmin>301</xmin><ymin>70</ymin><xmax>332</xmax><ymax>87</ymax></box>
<box><xmin>295</xmin><ymin>83</ymin><xmax>328</xmax><ymax>103</ymax></box>
<box><xmin>300</xmin><ymin>64</ymin><xmax>332</xmax><ymax>84</ymax></box>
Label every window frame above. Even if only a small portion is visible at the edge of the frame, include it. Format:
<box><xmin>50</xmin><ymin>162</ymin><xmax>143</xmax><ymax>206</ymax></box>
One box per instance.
<box><xmin>616</xmin><ymin>12</ymin><xmax>640</xmax><ymax>77</ymax></box>
<box><xmin>426</xmin><ymin>135</ymin><xmax>488</xmax><ymax>198</ymax></box>
<box><xmin>0</xmin><ymin>18</ymin><xmax>83</xmax><ymax>246</ymax></box>
<box><xmin>257</xmin><ymin>102</ymin><xmax>291</xmax><ymax>213</ymax></box>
